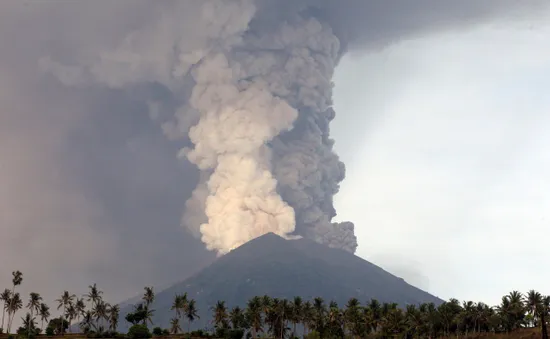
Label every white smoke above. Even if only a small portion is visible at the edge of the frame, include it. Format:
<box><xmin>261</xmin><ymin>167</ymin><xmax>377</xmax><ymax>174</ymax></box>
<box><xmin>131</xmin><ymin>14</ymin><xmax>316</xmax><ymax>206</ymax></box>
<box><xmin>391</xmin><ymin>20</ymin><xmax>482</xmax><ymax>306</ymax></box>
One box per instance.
<box><xmin>178</xmin><ymin>4</ymin><xmax>347</xmax><ymax>253</ymax></box>
<box><xmin>183</xmin><ymin>52</ymin><xmax>299</xmax><ymax>253</ymax></box>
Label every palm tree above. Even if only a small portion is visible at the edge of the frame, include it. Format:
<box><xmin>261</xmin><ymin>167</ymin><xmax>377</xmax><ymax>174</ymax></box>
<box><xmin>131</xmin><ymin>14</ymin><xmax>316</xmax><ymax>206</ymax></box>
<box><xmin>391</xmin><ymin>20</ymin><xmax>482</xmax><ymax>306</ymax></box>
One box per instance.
<box><xmin>184</xmin><ymin>299</ymin><xmax>199</xmax><ymax>333</ymax></box>
<box><xmin>326</xmin><ymin>300</ymin><xmax>343</xmax><ymax>338</ymax></box>
<box><xmin>38</xmin><ymin>303</ymin><xmax>50</xmax><ymax>331</ymax></box>
<box><xmin>344</xmin><ymin>298</ymin><xmax>360</xmax><ymax>336</ymax></box>
<box><xmin>459</xmin><ymin>300</ymin><xmax>476</xmax><ymax>336</ymax></box>
<box><xmin>290</xmin><ymin>296</ymin><xmax>303</xmax><ymax>337</ymax></box>
<box><xmin>211</xmin><ymin>300</ymin><xmax>228</xmax><ymax>329</ymax></box>
<box><xmin>143</xmin><ymin>305</ymin><xmax>154</xmax><ymax>327</ymax></box>
<box><xmin>0</xmin><ymin>289</ymin><xmax>11</xmax><ymax>331</ymax></box>
<box><xmin>6</xmin><ymin>292</ymin><xmax>22</xmax><ymax>333</ymax></box>
<box><xmin>143</xmin><ymin>287</ymin><xmax>155</xmax><ymax>308</ymax></box>
<box><xmin>312</xmin><ymin>297</ymin><xmax>326</xmax><ymax>334</ymax></box>
<box><xmin>80</xmin><ymin>311</ymin><xmax>94</xmax><ymax>333</ymax></box>
<box><xmin>497</xmin><ymin>292</ymin><xmax>526</xmax><ymax>332</ymax></box>
<box><xmin>7</xmin><ymin>271</ymin><xmax>23</xmax><ymax>333</ymax></box>
<box><xmin>20</xmin><ymin>312</ymin><xmax>37</xmax><ymax>337</ymax></box>
<box><xmin>260</xmin><ymin>295</ymin><xmax>272</xmax><ymax>316</ymax></box>
<box><xmin>130</xmin><ymin>303</ymin><xmax>153</xmax><ymax>328</ymax></box>
<box><xmin>85</xmin><ymin>284</ymin><xmax>103</xmax><ymax>305</ymax></box>
<box><xmin>268</xmin><ymin>298</ymin><xmax>289</xmax><ymax>338</ymax></box>
<box><xmin>526</xmin><ymin>290</ymin><xmax>543</xmax><ymax>327</ymax></box>
<box><xmin>26</xmin><ymin>293</ymin><xmax>42</xmax><ymax>319</ymax></box>
<box><xmin>170</xmin><ymin>293</ymin><xmax>187</xmax><ymax>331</ymax></box>
<box><xmin>280</xmin><ymin>299</ymin><xmax>291</xmax><ymax>339</ymax></box>
<box><xmin>245</xmin><ymin>296</ymin><xmax>263</xmax><ymax>338</ymax></box>
<box><xmin>229</xmin><ymin>306</ymin><xmax>245</xmax><ymax>330</ymax></box>
<box><xmin>92</xmin><ymin>300</ymin><xmax>110</xmax><ymax>330</ymax></box>
<box><xmin>65</xmin><ymin>303</ymin><xmax>78</xmax><ymax>333</ymax></box>
<box><xmin>169</xmin><ymin>317</ymin><xmax>181</xmax><ymax>334</ymax></box>
<box><xmin>85</xmin><ymin>283</ymin><xmax>103</xmax><ymax>329</ymax></box>
<box><xmin>540</xmin><ymin>296</ymin><xmax>550</xmax><ymax>339</ymax></box>
<box><xmin>75</xmin><ymin>298</ymin><xmax>86</xmax><ymax>325</ymax></box>
<box><xmin>56</xmin><ymin>291</ymin><xmax>75</xmax><ymax>336</ymax></box>
<box><xmin>405</xmin><ymin>304</ymin><xmax>424</xmax><ymax>338</ymax></box>
<box><xmin>302</xmin><ymin>300</ymin><xmax>314</xmax><ymax>337</ymax></box>
<box><xmin>382</xmin><ymin>307</ymin><xmax>406</xmax><ymax>336</ymax></box>
<box><xmin>108</xmin><ymin>304</ymin><xmax>120</xmax><ymax>331</ymax></box>
<box><xmin>367</xmin><ymin>299</ymin><xmax>382</xmax><ymax>334</ymax></box>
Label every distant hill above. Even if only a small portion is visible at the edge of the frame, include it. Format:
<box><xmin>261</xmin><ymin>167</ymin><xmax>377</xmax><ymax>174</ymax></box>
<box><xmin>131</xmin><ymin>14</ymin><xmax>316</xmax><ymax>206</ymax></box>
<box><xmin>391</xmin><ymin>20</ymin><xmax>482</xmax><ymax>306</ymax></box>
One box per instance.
<box><xmin>118</xmin><ymin>233</ymin><xmax>443</xmax><ymax>331</ymax></box>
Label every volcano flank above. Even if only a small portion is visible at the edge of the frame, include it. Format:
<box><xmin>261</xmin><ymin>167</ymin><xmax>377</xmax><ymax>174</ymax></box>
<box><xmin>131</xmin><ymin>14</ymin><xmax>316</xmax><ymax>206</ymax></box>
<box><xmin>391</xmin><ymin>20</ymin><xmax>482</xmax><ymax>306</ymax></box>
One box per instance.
<box><xmin>119</xmin><ymin>233</ymin><xmax>442</xmax><ymax>331</ymax></box>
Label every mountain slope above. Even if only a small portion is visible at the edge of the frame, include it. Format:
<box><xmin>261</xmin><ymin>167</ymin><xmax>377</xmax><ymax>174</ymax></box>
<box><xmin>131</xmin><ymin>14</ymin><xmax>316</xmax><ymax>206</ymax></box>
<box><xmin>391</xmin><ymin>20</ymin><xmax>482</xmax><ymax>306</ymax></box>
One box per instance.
<box><xmin>119</xmin><ymin>233</ymin><xmax>442</xmax><ymax>331</ymax></box>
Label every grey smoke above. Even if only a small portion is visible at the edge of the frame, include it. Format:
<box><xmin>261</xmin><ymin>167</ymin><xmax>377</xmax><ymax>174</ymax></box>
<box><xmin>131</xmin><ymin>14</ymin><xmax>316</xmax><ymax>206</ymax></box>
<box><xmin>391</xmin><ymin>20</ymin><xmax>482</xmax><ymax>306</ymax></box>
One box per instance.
<box><xmin>38</xmin><ymin>0</ymin><xmax>549</xmax><ymax>255</ymax></box>
<box><xmin>0</xmin><ymin>0</ymin><xmax>547</xmax><ymax>321</ymax></box>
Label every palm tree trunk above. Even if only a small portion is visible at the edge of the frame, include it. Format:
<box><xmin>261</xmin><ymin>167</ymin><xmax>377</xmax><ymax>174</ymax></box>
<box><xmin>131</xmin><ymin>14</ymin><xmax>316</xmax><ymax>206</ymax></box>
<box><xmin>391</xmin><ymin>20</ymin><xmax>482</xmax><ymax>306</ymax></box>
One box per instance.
<box><xmin>61</xmin><ymin>306</ymin><xmax>66</xmax><ymax>336</ymax></box>
<box><xmin>7</xmin><ymin>283</ymin><xmax>16</xmax><ymax>334</ymax></box>
<box><xmin>8</xmin><ymin>311</ymin><xmax>15</xmax><ymax>333</ymax></box>
<box><xmin>28</xmin><ymin>310</ymin><xmax>33</xmax><ymax>339</ymax></box>
<box><xmin>6</xmin><ymin>312</ymin><xmax>11</xmax><ymax>333</ymax></box>
<box><xmin>1</xmin><ymin>305</ymin><xmax>6</xmax><ymax>330</ymax></box>
<box><xmin>541</xmin><ymin>312</ymin><xmax>548</xmax><ymax>339</ymax></box>
<box><xmin>91</xmin><ymin>301</ymin><xmax>95</xmax><ymax>330</ymax></box>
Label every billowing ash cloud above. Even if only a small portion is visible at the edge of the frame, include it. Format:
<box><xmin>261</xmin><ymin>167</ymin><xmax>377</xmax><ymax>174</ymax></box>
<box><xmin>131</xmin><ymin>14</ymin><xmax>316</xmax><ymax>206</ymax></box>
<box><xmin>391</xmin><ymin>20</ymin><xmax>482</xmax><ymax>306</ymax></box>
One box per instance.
<box><xmin>38</xmin><ymin>0</ymin><xmax>548</xmax><ymax>255</ymax></box>
<box><xmin>40</xmin><ymin>0</ymin><xmax>358</xmax><ymax>254</ymax></box>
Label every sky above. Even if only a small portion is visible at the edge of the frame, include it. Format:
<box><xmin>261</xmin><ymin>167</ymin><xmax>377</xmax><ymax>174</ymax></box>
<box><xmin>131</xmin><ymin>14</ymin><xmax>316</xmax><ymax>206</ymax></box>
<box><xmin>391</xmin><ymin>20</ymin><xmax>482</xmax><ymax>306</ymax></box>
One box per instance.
<box><xmin>332</xmin><ymin>19</ymin><xmax>550</xmax><ymax>306</ymax></box>
<box><xmin>1</xmin><ymin>0</ymin><xmax>550</xmax><ymax>328</ymax></box>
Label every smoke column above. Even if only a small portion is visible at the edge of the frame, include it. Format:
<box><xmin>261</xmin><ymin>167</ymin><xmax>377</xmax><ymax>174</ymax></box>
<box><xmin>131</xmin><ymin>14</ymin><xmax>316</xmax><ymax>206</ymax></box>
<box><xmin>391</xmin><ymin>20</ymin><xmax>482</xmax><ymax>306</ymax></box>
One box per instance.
<box><xmin>39</xmin><ymin>0</ymin><xmax>358</xmax><ymax>255</ymax></box>
<box><xmin>41</xmin><ymin>0</ymin><xmax>545</xmax><ymax>255</ymax></box>
<box><xmin>176</xmin><ymin>0</ymin><xmax>357</xmax><ymax>254</ymax></box>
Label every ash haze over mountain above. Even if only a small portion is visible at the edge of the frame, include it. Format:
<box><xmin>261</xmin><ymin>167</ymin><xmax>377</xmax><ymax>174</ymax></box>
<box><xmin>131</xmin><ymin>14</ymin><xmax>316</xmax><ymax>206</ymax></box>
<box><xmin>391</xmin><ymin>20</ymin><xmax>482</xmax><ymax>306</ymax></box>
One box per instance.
<box><xmin>1</xmin><ymin>0</ymin><xmax>548</xmax><ymax>325</ymax></box>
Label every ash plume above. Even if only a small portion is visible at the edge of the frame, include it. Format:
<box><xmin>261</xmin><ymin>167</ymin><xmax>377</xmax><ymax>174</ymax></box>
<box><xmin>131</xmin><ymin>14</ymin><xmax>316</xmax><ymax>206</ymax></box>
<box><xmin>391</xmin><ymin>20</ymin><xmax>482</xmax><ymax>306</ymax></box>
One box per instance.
<box><xmin>36</xmin><ymin>0</ymin><xmax>549</xmax><ymax>255</ymax></box>
<box><xmin>40</xmin><ymin>0</ymin><xmax>359</xmax><ymax>254</ymax></box>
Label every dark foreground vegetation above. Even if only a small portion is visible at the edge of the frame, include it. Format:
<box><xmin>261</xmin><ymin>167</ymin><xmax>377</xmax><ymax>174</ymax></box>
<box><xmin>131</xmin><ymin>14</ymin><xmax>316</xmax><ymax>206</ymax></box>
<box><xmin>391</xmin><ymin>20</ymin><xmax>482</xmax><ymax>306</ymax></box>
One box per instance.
<box><xmin>1</xmin><ymin>271</ymin><xmax>548</xmax><ymax>339</ymax></box>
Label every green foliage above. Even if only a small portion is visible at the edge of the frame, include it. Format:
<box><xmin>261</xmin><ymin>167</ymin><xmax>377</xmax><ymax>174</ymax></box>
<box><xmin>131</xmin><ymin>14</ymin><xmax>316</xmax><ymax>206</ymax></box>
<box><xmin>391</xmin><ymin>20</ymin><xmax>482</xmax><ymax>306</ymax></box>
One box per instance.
<box><xmin>3</xmin><ymin>270</ymin><xmax>550</xmax><ymax>339</ymax></box>
<box><xmin>86</xmin><ymin>330</ymin><xmax>119</xmax><ymax>338</ymax></box>
<box><xmin>226</xmin><ymin>329</ymin><xmax>245</xmax><ymax>339</ymax></box>
<box><xmin>127</xmin><ymin>324</ymin><xmax>152</xmax><ymax>339</ymax></box>
<box><xmin>126</xmin><ymin>303</ymin><xmax>153</xmax><ymax>326</ymax></box>
<box><xmin>304</xmin><ymin>331</ymin><xmax>321</xmax><ymax>339</ymax></box>
<box><xmin>214</xmin><ymin>327</ymin><xmax>244</xmax><ymax>339</ymax></box>
<box><xmin>45</xmin><ymin>326</ymin><xmax>54</xmax><ymax>336</ymax></box>
<box><xmin>190</xmin><ymin>329</ymin><xmax>212</xmax><ymax>338</ymax></box>
<box><xmin>16</xmin><ymin>326</ymin><xmax>39</xmax><ymax>339</ymax></box>
<box><xmin>46</xmin><ymin>317</ymin><xmax>68</xmax><ymax>335</ymax></box>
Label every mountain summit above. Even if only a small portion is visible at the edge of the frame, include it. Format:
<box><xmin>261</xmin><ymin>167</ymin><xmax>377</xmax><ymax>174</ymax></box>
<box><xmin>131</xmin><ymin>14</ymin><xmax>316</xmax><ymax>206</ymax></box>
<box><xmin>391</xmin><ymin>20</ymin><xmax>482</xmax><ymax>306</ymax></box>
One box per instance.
<box><xmin>119</xmin><ymin>233</ymin><xmax>442</xmax><ymax>330</ymax></box>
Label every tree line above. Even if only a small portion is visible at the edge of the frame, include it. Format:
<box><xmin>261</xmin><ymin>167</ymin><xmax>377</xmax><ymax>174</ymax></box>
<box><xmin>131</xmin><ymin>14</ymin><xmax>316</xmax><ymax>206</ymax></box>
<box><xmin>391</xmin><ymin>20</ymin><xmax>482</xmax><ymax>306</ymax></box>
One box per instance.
<box><xmin>1</xmin><ymin>270</ymin><xmax>549</xmax><ymax>339</ymax></box>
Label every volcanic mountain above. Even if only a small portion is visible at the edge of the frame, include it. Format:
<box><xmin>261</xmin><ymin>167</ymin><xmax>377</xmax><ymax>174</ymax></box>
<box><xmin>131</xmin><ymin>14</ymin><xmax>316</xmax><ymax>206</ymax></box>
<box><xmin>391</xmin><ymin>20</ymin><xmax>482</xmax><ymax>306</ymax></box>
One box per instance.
<box><xmin>118</xmin><ymin>233</ymin><xmax>442</xmax><ymax>331</ymax></box>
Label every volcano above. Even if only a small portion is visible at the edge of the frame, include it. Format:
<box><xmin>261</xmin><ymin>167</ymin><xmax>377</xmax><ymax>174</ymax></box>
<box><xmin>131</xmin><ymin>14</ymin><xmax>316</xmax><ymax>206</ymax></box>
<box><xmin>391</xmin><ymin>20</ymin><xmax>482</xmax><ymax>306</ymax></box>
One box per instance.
<box><xmin>119</xmin><ymin>233</ymin><xmax>442</xmax><ymax>331</ymax></box>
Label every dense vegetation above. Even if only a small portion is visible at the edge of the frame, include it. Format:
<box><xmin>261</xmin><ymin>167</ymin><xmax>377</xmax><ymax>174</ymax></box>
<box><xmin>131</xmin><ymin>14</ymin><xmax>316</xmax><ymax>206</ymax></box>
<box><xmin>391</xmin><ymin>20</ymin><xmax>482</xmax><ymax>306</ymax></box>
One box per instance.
<box><xmin>1</xmin><ymin>271</ymin><xmax>548</xmax><ymax>339</ymax></box>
